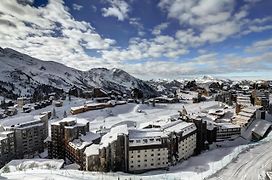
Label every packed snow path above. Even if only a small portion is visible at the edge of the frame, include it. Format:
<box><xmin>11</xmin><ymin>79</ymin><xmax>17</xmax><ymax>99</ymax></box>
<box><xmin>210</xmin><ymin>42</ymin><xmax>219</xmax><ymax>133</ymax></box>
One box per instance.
<box><xmin>209</xmin><ymin>140</ymin><xmax>272</xmax><ymax>180</ymax></box>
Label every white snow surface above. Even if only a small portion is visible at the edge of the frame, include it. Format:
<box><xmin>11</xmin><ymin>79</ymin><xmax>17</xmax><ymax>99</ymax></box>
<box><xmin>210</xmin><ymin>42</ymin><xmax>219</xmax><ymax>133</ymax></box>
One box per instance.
<box><xmin>1</xmin><ymin>159</ymin><xmax>64</xmax><ymax>173</ymax></box>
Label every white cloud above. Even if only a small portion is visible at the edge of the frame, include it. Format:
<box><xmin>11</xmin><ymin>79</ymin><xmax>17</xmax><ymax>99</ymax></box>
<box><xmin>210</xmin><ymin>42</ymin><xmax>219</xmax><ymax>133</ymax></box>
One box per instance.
<box><xmin>152</xmin><ymin>22</ymin><xmax>169</xmax><ymax>35</ymax></box>
<box><xmin>122</xmin><ymin>51</ymin><xmax>272</xmax><ymax>79</ymax></box>
<box><xmin>129</xmin><ymin>18</ymin><xmax>145</xmax><ymax>36</ymax></box>
<box><xmin>159</xmin><ymin>0</ymin><xmax>234</xmax><ymax>26</ymax></box>
<box><xmin>0</xmin><ymin>0</ymin><xmax>116</xmax><ymax>70</ymax></box>
<box><xmin>72</xmin><ymin>3</ymin><xmax>83</xmax><ymax>11</ymax></box>
<box><xmin>102</xmin><ymin>0</ymin><xmax>130</xmax><ymax>21</ymax></box>
<box><xmin>245</xmin><ymin>38</ymin><xmax>272</xmax><ymax>52</ymax></box>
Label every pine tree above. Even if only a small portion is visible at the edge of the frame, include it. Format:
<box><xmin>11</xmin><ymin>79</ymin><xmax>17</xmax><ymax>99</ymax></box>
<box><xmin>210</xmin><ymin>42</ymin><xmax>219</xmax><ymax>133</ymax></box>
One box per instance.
<box><xmin>152</xmin><ymin>99</ymin><xmax>155</xmax><ymax>107</ymax></box>
<box><xmin>2</xmin><ymin>165</ymin><xmax>10</xmax><ymax>173</ymax></box>
<box><xmin>52</xmin><ymin>108</ymin><xmax>56</xmax><ymax>119</ymax></box>
<box><xmin>63</xmin><ymin>110</ymin><xmax>67</xmax><ymax>118</ymax></box>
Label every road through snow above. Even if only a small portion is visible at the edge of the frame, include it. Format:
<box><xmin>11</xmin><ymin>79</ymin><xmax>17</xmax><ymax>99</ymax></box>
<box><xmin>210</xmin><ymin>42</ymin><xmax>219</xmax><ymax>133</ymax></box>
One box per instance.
<box><xmin>209</xmin><ymin>140</ymin><xmax>272</xmax><ymax>180</ymax></box>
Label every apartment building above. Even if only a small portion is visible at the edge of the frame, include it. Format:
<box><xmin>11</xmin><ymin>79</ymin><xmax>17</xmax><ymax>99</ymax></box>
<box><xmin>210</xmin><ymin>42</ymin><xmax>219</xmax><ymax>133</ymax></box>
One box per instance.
<box><xmin>152</xmin><ymin>120</ymin><xmax>197</xmax><ymax>163</ymax></box>
<box><xmin>252</xmin><ymin>90</ymin><xmax>270</xmax><ymax>110</ymax></box>
<box><xmin>84</xmin><ymin>119</ymin><xmax>197</xmax><ymax>173</ymax></box>
<box><xmin>233</xmin><ymin>105</ymin><xmax>264</xmax><ymax>127</ymax></box>
<box><xmin>128</xmin><ymin>129</ymin><xmax>169</xmax><ymax>172</ymax></box>
<box><xmin>0</xmin><ymin>129</ymin><xmax>15</xmax><ymax>168</ymax></box>
<box><xmin>49</xmin><ymin>117</ymin><xmax>90</xmax><ymax>161</ymax></box>
<box><xmin>215</xmin><ymin>123</ymin><xmax>241</xmax><ymax>141</ymax></box>
<box><xmin>0</xmin><ymin>114</ymin><xmax>48</xmax><ymax>159</ymax></box>
<box><xmin>236</xmin><ymin>94</ymin><xmax>252</xmax><ymax>114</ymax></box>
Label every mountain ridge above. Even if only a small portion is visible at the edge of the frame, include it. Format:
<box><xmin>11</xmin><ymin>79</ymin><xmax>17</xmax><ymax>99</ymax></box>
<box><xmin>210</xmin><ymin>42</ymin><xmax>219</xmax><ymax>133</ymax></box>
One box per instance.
<box><xmin>0</xmin><ymin>47</ymin><xmax>157</xmax><ymax>98</ymax></box>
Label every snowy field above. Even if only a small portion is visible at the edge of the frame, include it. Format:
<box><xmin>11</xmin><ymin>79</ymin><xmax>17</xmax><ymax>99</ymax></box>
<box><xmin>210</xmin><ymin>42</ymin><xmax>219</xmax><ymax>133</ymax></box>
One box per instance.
<box><xmin>0</xmin><ymin>97</ymin><xmax>219</xmax><ymax>133</ymax></box>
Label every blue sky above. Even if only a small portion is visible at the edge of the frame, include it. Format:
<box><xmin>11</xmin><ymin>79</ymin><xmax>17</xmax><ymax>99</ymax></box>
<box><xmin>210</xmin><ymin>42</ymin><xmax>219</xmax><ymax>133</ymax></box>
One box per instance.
<box><xmin>0</xmin><ymin>0</ymin><xmax>272</xmax><ymax>80</ymax></box>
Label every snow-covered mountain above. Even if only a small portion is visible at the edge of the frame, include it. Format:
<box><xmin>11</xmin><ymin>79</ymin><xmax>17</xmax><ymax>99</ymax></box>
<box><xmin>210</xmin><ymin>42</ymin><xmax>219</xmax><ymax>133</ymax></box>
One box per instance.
<box><xmin>0</xmin><ymin>47</ymin><xmax>157</xmax><ymax>98</ymax></box>
<box><xmin>146</xmin><ymin>79</ymin><xmax>184</xmax><ymax>96</ymax></box>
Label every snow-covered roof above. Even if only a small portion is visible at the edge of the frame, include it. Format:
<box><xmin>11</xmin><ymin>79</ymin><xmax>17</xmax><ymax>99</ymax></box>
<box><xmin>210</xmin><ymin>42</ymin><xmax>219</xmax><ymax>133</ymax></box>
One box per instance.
<box><xmin>70</xmin><ymin>105</ymin><xmax>85</xmax><ymax>111</ymax></box>
<box><xmin>84</xmin><ymin>144</ymin><xmax>100</xmax><ymax>156</ymax></box>
<box><xmin>99</xmin><ymin>124</ymin><xmax>128</xmax><ymax>149</ymax></box>
<box><xmin>241</xmin><ymin>106</ymin><xmax>262</xmax><ymax>114</ymax></box>
<box><xmin>217</xmin><ymin>123</ymin><xmax>240</xmax><ymax>129</ymax></box>
<box><xmin>137</xmin><ymin>119</ymin><xmax>196</xmax><ymax>138</ymax></box>
<box><xmin>238</xmin><ymin>111</ymin><xmax>254</xmax><ymax>117</ymax></box>
<box><xmin>252</xmin><ymin>120</ymin><xmax>272</xmax><ymax>137</ymax></box>
<box><xmin>51</xmin><ymin>117</ymin><xmax>89</xmax><ymax>127</ymax></box>
<box><xmin>208</xmin><ymin>109</ymin><xmax>225</xmax><ymax>116</ymax></box>
<box><xmin>0</xmin><ymin>115</ymin><xmax>42</xmax><ymax>127</ymax></box>
<box><xmin>69</xmin><ymin>132</ymin><xmax>100</xmax><ymax>150</ymax></box>
<box><xmin>129</xmin><ymin>129</ymin><xmax>167</xmax><ymax>139</ymax></box>
<box><xmin>69</xmin><ymin>139</ymin><xmax>92</xmax><ymax>150</ymax></box>
<box><xmin>234</xmin><ymin>115</ymin><xmax>251</xmax><ymax>122</ymax></box>
<box><xmin>161</xmin><ymin>120</ymin><xmax>196</xmax><ymax>136</ymax></box>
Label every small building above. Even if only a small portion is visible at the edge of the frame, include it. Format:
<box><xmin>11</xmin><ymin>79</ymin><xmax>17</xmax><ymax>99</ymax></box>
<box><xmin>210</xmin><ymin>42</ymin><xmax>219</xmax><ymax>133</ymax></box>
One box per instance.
<box><xmin>0</xmin><ymin>110</ymin><xmax>6</xmax><ymax>119</ymax></box>
<box><xmin>93</xmin><ymin>88</ymin><xmax>109</xmax><ymax>98</ymax></box>
<box><xmin>17</xmin><ymin>97</ymin><xmax>31</xmax><ymax>108</ymax></box>
<box><xmin>6</xmin><ymin>106</ymin><xmax>18</xmax><ymax>116</ymax></box>
<box><xmin>70</xmin><ymin>101</ymin><xmax>117</xmax><ymax>115</ymax></box>
<box><xmin>22</xmin><ymin>104</ymin><xmax>31</xmax><ymax>113</ymax></box>
<box><xmin>251</xmin><ymin>120</ymin><xmax>272</xmax><ymax>141</ymax></box>
<box><xmin>252</xmin><ymin>90</ymin><xmax>270</xmax><ymax>110</ymax></box>
<box><xmin>54</xmin><ymin>100</ymin><xmax>63</xmax><ymax>107</ymax></box>
<box><xmin>154</xmin><ymin>97</ymin><xmax>179</xmax><ymax>103</ymax></box>
<box><xmin>233</xmin><ymin>106</ymin><xmax>264</xmax><ymax>128</ymax></box>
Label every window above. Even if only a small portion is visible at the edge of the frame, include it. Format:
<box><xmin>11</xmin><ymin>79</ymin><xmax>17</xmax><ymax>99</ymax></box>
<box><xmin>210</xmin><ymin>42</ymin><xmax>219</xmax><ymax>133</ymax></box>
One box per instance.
<box><xmin>138</xmin><ymin>160</ymin><xmax>140</xmax><ymax>163</ymax></box>
<box><xmin>138</xmin><ymin>155</ymin><xmax>140</xmax><ymax>158</ymax></box>
<box><xmin>143</xmin><ymin>139</ymin><xmax>148</xmax><ymax>143</ymax></box>
<box><xmin>136</xmin><ymin>140</ymin><xmax>141</xmax><ymax>143</ymax></box>
<box><xmin>151</xmin><ymin>163</ymin><xmax>154</xmax><ymax>166</ymax></box>
<box><xmin>151</xmin><ymin>154</ymin><xmax>154</xmax><ymax>157</ymax></box>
